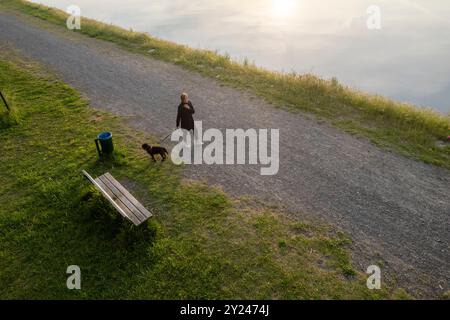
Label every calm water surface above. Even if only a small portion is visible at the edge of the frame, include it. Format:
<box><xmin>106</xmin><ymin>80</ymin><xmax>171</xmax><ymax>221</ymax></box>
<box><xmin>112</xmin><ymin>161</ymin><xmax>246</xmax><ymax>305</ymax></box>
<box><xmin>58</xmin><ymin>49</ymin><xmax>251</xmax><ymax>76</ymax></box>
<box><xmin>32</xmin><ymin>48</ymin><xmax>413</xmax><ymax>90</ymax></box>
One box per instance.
<box><xmin>33</xmin><ymin>0</ymin><xmax>450</xmax><ymax>113</ymax></box>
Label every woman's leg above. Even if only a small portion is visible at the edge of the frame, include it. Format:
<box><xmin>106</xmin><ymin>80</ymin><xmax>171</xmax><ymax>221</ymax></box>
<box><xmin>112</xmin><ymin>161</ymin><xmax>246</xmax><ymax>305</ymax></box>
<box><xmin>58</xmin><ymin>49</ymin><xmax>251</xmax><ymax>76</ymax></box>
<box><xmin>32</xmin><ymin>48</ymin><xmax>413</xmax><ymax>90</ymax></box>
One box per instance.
<box><xmin>193</xmin><ymin>127</ymin><xmax>202</xmax><ymax>144</ymax></box>
<box><xmin>182</xmin><ymin>128</ymin><xmax>192</xmax><ymax>146</ymax></box>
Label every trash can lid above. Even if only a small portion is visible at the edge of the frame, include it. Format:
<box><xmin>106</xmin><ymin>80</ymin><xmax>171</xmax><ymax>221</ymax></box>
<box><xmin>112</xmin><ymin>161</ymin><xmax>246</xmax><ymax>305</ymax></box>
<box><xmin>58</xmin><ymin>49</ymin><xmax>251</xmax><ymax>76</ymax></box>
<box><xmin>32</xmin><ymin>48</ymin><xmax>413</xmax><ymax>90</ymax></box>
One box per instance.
<box><xmin>98</xmin><ymin>131</ymin><xmax>112</xmax><ymax>140</ymax></box>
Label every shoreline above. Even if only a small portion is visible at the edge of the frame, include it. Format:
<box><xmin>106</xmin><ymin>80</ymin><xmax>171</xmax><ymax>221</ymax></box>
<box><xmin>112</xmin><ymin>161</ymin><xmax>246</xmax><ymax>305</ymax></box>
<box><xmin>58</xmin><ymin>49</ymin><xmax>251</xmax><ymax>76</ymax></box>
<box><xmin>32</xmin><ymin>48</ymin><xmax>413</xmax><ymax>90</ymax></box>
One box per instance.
<box><xmin>27</xmin><ymin>0</ymin><xmax>450</xmax><ymax>115</ymax></box>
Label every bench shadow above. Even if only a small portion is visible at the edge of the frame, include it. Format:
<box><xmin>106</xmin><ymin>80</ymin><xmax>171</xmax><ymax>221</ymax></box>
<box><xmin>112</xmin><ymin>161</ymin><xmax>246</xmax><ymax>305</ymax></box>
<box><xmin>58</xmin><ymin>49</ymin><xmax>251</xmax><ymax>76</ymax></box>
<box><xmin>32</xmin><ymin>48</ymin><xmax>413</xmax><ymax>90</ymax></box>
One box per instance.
<box><xmin>78</xmin><ymin>186</ymin><xmax>158</xmax><ymax>247</ymax></box>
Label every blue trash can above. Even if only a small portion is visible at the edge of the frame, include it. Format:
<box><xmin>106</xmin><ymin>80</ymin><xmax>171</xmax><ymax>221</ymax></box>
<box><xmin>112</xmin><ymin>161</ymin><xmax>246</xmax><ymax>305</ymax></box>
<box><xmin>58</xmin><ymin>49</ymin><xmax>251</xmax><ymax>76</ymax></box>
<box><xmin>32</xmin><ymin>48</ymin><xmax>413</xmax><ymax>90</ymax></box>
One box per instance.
<box><xmin>95</xmin><ymin>131</ymin><xmax>114</xmax><ymax>158</ymax></box>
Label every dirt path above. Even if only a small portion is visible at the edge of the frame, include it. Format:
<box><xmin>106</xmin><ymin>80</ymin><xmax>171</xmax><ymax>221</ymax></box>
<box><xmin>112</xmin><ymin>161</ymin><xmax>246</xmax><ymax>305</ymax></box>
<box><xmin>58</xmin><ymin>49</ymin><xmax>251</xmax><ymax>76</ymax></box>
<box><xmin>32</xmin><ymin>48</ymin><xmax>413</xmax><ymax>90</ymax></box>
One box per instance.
<box><xmin>0</xmin><ymin>10</ymin><xmax>448</xmax><ymax>297</ymax></box>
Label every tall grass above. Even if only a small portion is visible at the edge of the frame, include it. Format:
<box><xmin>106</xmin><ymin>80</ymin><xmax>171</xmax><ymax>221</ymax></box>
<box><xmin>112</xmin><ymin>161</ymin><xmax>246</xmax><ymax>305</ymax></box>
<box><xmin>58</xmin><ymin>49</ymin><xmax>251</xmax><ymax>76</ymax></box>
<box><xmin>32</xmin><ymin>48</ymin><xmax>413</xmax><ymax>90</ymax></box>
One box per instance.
<box><xmin>2</xmin><ymin>0</ymin><xmax>449</xmax><ymax>167</ymax></box>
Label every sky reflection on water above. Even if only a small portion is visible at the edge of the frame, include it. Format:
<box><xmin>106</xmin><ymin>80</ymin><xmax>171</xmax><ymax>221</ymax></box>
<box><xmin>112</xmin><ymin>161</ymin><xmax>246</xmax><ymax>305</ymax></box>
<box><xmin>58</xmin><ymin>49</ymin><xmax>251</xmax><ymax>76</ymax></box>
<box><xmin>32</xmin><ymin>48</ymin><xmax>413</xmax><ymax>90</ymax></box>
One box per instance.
<box><xmin>33</xmin><ymin>0</ymin><xmax>450</xmax><ymax>113</ymax></box>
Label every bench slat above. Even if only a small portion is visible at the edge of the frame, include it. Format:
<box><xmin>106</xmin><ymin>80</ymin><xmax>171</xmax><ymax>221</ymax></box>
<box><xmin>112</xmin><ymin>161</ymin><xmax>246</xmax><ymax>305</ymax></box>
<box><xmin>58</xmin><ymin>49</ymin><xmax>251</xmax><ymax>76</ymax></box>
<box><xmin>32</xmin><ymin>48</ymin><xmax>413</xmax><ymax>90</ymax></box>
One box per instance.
<box><xmin>97</xmin><ymin>174</ymin><xmax>147</xmax><ymax>224</ymax></box>
<box><xmin>95</xmin><ymin>178</ymin><xmax>141</xmax><ymax>226</ymax></box>
<box><xmin>83</xmin><ymin>170</ymin><xmax>132</xmax><ymax>221</ymax></box>
<box><xmin>82</xmin><ymin>170</ymin><xmax>152</xmax><ymax>226</ymax></box>
<box><xmin>104</xmin><ymin>172</ymin><xmax>153</xmax><ymax>219</ymax></box>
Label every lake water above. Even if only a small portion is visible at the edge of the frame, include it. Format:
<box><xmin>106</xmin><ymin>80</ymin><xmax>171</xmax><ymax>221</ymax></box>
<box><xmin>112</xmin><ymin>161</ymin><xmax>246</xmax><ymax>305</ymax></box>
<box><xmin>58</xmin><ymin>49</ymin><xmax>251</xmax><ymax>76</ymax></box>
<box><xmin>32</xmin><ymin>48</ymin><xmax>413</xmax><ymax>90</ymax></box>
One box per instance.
<box><xmin>32</xmin><ymin>0</ymin><xmax>450</xmax><ymax>113</ymax></box>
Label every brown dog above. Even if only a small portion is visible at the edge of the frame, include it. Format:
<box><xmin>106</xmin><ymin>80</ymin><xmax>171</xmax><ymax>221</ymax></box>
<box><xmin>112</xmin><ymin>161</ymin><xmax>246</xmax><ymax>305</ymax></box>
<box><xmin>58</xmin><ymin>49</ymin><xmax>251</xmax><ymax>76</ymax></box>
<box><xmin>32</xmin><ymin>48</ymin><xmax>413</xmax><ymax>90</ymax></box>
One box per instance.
<box><xmin>142</xmin><ymin>143</ymin><xmax>168</xmax><ymax>162</ymax></box>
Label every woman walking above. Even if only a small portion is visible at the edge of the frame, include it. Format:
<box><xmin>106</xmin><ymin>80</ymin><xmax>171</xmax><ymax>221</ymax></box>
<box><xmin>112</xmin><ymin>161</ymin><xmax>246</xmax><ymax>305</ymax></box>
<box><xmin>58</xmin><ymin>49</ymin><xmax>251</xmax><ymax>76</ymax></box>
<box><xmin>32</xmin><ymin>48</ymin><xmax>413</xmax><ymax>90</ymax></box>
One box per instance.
<box><xmin>176</xmin><ymin>92</ymin><xmax>198</xmax><ymax>145</ymax></box>
<box><xmin>176</xmin><ymin>92</ymin><xmax>195</xmax><ymax>131</ymax></box>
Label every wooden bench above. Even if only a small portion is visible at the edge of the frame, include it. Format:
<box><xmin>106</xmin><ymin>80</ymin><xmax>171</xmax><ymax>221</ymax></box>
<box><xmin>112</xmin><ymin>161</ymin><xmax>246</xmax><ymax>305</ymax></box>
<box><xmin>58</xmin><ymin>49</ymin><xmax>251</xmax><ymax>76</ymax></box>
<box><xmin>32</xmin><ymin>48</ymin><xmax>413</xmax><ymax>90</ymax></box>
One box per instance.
<box><xmin>82</xmin><ymin>170</ymin><xmax>152</xmax><ymax>226</ymax></box>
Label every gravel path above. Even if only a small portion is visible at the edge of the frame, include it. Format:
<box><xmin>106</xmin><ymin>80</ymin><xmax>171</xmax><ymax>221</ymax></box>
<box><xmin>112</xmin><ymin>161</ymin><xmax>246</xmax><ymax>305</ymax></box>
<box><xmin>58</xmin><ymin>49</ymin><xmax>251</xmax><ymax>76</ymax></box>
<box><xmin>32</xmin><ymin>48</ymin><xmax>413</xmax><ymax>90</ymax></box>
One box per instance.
<box><xmin>0</xmin><ymin>10</ymin><xmax>448</xmax><ymax>297</ymax></box>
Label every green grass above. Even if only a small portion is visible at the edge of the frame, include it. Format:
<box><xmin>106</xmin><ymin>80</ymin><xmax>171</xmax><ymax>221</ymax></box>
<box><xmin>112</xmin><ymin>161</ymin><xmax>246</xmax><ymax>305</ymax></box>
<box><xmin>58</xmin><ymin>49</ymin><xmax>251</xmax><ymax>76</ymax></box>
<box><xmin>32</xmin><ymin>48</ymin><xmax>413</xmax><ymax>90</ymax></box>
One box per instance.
<box><xmin>1</xmin><ymin>0</ymin><xmax>449</xmax><ymax>168</ymax></box>
<box><xmin>0</xmin><ymin>53</ymin><xmax>410</xmax><ymax>299</ymax></box>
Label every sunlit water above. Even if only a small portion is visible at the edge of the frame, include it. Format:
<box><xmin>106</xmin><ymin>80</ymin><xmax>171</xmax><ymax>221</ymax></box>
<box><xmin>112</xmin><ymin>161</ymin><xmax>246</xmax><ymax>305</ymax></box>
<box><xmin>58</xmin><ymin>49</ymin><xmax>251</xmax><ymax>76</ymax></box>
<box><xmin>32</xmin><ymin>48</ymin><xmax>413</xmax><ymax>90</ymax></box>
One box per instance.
<box><xmin>32</xmin><ymin>0</ymin><xmax>450</xmax><ymax>113</ymax></box>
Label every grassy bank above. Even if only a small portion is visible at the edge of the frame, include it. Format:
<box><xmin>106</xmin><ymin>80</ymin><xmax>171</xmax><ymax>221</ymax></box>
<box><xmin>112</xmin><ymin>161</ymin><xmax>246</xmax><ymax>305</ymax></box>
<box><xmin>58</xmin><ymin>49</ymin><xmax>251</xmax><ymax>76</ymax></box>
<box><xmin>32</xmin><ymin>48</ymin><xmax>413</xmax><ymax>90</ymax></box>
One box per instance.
<box><xmin>0</xmin><ymin>50</ymin><xmax>412</xmax><ymax>299</ymax></box>
<box><xmin>1</xmin><ymin>0</ymin><xmax>449</xmax><ymax>169</ymax></box>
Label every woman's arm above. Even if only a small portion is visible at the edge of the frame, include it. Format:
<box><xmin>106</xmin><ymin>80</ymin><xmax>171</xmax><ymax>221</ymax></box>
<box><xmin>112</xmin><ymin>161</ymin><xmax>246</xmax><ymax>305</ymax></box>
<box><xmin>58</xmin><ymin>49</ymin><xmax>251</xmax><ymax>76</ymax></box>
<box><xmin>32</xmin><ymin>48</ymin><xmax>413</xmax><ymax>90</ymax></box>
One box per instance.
<box><xmin>176</xmin><ymin>104</ymin><xmax>181</xmax><ymax>128</ymax></box>
<box><xmin>189</xmin><ymin>101</ymin><xmax>195</xmax><ymax>114</ymax></box>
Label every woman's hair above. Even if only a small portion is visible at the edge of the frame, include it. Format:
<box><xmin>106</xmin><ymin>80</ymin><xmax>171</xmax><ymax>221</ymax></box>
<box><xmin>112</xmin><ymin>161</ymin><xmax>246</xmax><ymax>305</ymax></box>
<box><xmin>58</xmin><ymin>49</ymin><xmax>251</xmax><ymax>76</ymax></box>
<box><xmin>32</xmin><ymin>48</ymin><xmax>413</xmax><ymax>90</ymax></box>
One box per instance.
<box><xmin>181</xmin><ymin>92</ymin><xmax>188</xmax><ymax>102</ymax></box>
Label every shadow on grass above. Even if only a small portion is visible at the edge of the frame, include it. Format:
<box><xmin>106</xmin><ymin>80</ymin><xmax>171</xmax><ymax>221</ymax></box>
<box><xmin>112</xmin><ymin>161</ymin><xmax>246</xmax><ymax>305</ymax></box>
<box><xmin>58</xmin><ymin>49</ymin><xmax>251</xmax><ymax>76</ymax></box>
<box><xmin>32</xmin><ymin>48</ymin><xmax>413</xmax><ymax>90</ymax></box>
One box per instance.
<box><xmin>79</xmin><ymin>186</ymin><xmax>159</xmax><ymax>246</ymax></box>
<box><xmin>0</xmin><ymin>109</ymin><xmax>19</xmax><ymax>129</ymax></box>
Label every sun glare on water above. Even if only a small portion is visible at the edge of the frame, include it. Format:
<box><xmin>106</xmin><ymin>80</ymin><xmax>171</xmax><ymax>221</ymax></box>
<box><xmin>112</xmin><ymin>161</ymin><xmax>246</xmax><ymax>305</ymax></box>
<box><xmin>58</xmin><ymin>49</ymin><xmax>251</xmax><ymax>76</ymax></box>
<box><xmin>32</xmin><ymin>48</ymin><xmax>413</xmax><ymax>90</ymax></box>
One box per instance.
<box><xmin>270</xmin><ymin>0</ymin><xmax>298</xmax><ymax>18</ymax></box>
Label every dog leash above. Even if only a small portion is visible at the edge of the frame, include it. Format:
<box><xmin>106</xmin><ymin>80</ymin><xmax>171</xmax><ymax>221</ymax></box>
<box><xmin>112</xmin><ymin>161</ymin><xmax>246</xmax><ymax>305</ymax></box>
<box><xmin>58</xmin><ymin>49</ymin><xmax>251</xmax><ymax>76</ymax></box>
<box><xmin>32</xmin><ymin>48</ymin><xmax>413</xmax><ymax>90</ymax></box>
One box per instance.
<box><xmin>159</xmin><ymin>132</ymin><xmax>172</xmax><ymax>144</ymax></box>
<box><xmin>159</xmin><ymin>127</ymin><xmax>205</xmax><ymax>144</ymax></box>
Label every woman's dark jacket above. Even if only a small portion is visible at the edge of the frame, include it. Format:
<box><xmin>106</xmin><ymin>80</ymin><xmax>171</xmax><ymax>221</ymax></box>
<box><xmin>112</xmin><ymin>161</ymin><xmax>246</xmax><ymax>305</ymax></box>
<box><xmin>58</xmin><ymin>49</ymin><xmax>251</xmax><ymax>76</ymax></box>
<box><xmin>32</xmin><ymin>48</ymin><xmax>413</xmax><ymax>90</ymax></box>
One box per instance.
<box><xmin>176</xmin><ymin>101</ymin><xmax>195</xmax><ymax>131</ymax></box>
